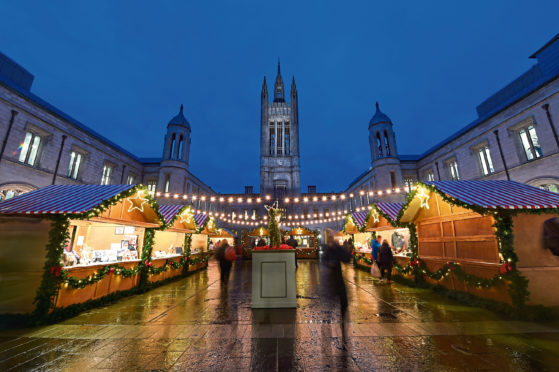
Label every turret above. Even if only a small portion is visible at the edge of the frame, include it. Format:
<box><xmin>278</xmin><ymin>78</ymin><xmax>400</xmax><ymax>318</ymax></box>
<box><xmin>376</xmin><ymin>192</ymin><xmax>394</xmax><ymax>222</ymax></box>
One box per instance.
<box><xmin>367</xmin><ymin>102</ymin><xmax>403</xmax><ymax>196</ymax></box>
<box><xmin>158</xmin><ymin>105</ymin><xmax>192</xmax><ymax>193</ymax></box>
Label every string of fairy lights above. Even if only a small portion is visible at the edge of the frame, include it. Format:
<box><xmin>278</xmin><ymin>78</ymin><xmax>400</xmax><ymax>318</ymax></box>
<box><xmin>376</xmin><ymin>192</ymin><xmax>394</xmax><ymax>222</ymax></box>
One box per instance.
<box><xmin>151</xmin><ymin>186</ymin><xmax>412</xmax><ymax>227</ymax></box>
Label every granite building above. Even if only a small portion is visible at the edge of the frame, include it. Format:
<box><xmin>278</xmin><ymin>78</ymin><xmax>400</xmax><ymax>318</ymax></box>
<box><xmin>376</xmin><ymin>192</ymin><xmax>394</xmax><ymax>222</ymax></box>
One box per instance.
<box><xmin>260</xmin><ymin>62</ymin><xmax>301</xmax><ymax>198</ymax></box>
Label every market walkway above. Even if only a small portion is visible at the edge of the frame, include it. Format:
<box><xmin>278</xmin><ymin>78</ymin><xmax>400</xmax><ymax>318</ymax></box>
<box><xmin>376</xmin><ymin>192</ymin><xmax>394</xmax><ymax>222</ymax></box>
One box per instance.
<box><xmin>2</xmin><ymin>259</ymin><xmax>559</xmax><ymax>371</ymax></box>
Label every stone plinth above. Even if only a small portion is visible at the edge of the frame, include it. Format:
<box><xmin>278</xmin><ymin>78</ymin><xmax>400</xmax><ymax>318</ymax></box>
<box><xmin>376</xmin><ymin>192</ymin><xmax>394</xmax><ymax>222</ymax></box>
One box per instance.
<box><xmin>251</xmin><ymin>250</ymin><xmax>296</xmax><ymax>308</ymax></box>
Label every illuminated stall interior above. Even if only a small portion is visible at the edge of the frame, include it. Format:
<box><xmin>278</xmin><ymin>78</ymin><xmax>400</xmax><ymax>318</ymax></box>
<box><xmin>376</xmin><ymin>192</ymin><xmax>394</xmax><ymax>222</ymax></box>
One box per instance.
<box><xmin>364</xmin><ymin>202</ymin><xmax>410</xmax><ymax>257</ymax></box>
<box><xmin>286</xmin><ymin>227</ymin><xmax>315</xmax><ymax>248</ymax></box>
<box><xmin>211</xmin><ymin>228</ymin><xmax>235</xmax><ymax>246</ymax></box>
<box><xmin>153</xmin><ymin>204</ymin><xmax>197</xmax><ymax>259</ymax></box>
<box><xmin>286</xmin><ymin>226</ymin><xmax>318</xmax><ymax>258</ymax></box>
<box><xmin>344</xmin><ymin>211</ymin><xmax>372</xmax><ymax>250</ymax></box>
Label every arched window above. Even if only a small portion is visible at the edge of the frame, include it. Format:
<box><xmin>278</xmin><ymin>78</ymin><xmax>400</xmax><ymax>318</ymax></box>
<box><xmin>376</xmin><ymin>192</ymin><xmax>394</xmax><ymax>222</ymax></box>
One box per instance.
<box><xmin>177</xmin><ymin>135</ymin><xmax>184</xmax><ymax>160</ymax></box>
<box><xmin>384</xmin><ymin>130</ymin><xmax>391</xmax><ymax>156</ymax></box>
<box><xmin>169</xmin><ymin>134</ymin><xmax>176</xmax><ymax>159</ymax></box>
<box><xmin>376</xmin><ymin>132</ymin><xmax>383</xmax><ymax>158</ymax></box>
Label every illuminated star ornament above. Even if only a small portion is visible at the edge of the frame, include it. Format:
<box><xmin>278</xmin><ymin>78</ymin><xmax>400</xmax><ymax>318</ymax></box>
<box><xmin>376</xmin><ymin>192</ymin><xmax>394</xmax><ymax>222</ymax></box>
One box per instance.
<box><xmin>417</xmin><ymin>187</ymin><xmax>430</xmax><ymax>209</ymax></box>
<box><xmin>179</xmin><ymin>209</ymin><xmax>193</xmax><ymax>225</ymax></box>
<box><xmin>370</xmin><ymin>209</ymin><xmax>380</xmax><ymax>223</ymax></box>
<box><xmin>127</xmin><ymin>191</ymin><xmax>149</xmax><ymax>213</ymax></box>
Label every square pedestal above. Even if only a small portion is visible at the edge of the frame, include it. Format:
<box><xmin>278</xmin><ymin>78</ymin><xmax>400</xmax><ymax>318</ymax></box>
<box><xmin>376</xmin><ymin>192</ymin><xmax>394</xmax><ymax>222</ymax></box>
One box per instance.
<box><xmin>251</xmin><ymin>250</ymin><xmax>297</xmax><ymax>308</ymax></box>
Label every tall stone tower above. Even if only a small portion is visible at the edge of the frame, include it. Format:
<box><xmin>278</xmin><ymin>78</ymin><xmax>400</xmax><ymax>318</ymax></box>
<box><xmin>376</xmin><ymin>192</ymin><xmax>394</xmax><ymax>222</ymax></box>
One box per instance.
<box><xmin>158</xmin><ymin>105</ymin><xmax>192</xmax><ymax>193</ymax></box>
<box><xmin>260</xmin><ymin>62</ymin><xmax>301</xmax><ymax>197</ymax></box>
<box><xmin>368</xmin><ymin>102</ymin><xmax>403</xmax><ymax>196</ymax></box>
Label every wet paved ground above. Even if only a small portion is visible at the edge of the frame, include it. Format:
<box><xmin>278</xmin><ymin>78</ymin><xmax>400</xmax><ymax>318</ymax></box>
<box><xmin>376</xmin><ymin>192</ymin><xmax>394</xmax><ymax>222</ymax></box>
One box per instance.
<box><xmin>2</xmin><ymin>259</ymin><xmax>559</xmax><ymax>371</ymax></box>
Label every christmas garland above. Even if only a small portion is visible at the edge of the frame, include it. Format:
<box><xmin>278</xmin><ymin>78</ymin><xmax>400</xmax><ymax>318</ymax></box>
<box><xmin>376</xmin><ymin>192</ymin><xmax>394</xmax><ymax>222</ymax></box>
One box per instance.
<box><xmin>61</xmin><ymin>264</ymin><xmax>142</xmax><ymax>289</ymax></box>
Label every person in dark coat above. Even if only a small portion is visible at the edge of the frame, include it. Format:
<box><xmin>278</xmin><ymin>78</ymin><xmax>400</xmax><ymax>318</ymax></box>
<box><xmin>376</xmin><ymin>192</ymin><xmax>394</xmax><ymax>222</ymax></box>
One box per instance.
<box><xmin>257</xmin><ymin>238</ymin><xmax>267</xmax><ymax>247</ymax></box>
<box><xmin>215</xmin><ymin>240</ymin><xmax>233</xmax><ymax>283</ymax></box>
<box><xmin>322</xmin><ymin>236</ymin><xmax>352</xmax><ymax>315</ymax></box>
<box><xmin>286</xmin><ymin>235</ymin><xmax>299</xmax><ymax>268</ymax></box>
<box><xmin>378</xmin><ymin>239</ymin><xmax>394</xmax><ymax>283</ymax></box>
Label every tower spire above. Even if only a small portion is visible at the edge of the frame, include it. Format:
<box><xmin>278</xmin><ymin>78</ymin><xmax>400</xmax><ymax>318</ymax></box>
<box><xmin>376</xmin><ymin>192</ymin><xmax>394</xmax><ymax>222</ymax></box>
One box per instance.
<box><xmin>274</xmin><ymin>60</ymin><xmax>285</xmax><ymax>102</ymax></box>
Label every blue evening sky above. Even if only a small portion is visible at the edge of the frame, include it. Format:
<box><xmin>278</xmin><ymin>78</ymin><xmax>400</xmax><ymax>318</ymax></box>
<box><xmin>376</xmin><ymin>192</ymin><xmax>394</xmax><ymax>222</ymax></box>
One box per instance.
<box><xmin>1</xmin><ymin>1</ymin><xmax>558</xmax><ymax>193</ymax></box>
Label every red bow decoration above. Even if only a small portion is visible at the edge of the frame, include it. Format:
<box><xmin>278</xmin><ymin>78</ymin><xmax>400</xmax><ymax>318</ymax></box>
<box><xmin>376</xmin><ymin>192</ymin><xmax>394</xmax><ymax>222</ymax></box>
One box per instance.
<box><xmin>50</xmin><ymin>266</ymin><xmax>63</xmax><ymax>277</ymax></box>
<box><xmin>184</xmin><ymin>256</ymin><xmax>188</xmax><ymax>262</ymax></box>
<box><xmin>144</xmin><ymin>260</ymin><xmax>153</xmax><ymax>268</ymax></box>
<box><xmin>108</xmin><ymin>267</ymin><xmax>115</xmax><ymax>274</ymax></box>
<box><xmin>500</xmin><ymin>262</ymin><xmax>513</xmax><ymax>275</ymax></box>
<box><xmin>409</xmin><ymin>258</ymin><xmax>420</xmax><ymax>267</ymax></box>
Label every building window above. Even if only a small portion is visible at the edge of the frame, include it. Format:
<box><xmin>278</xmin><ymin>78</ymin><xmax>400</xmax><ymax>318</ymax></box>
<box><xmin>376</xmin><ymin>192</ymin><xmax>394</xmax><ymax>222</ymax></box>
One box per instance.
<box><xmin>404</xmin><ymin>178</ymin><xmax>414</xmax><ymax>191</ymax></box>
<box><xmin>519</xmin><ymin>125</ymin><xmax>542</xmax><ymax>161</ymax></box>
<box><xmin>477</xmin><ymin>146</ymin><xmax>495</xmax><ymax>176</ymax></box>
<box><xmin>67</xmin><ymin>151</ymin><xmax>82</xmax><ymax>180</ymax></box>
<box><xmin>177</xmin><ymin>135</ymin><xmax>184</xmax><ymax>160</ymax></box>
<box><xmin>277</xmin><ymin>123</ymin><xmax>283</xmax><ymax>155</ymax></box>
<box><xmin>126</xmin><ymin>174</ymin><xmax>136</xmax><ymax>185</ymax></box>
<box><xmin>424</xmin><ymin>170</ymin><xmax>435</xmax><ymax>182</ymax></box>
<box><xmin>100</xmin><ymin>164</ymin><xmax>113</xmax><ymax>185</ymax></box>
<box><xmin>384</xmin><ymin>131</ymin><xmax>391</xmax><ymax>156</ymax></box>
<box><xmin>169</xmin><ymin>133</ymin><xmax>176</xmax><ymax>159</ymax></box>
<box><xmin>269</xmin><ymin>130</ymin><xmax>275</xmax><ymax>156</ymax></box>
<box><xmin>147</xmin><ymin>180</ymin><xmax>157</xmax><ymax>192</ymax></box>
<box><xmin>376</xmin><ymin>132</ymin><xmax>383</xmax><ymax>158</ymax></box>
<box><xmin>390</xmin><ymin>172</ymin><xmax>396</xmax><ymax>189</ymax></box>
<box><xmin>18</xmin><ymin>131</ymin><xmax>42</xmax><ymax>166</ymax></box>
<box><xmin>164</xmin><ymin>175</ymin><xmax>170</xmax><ymax>193</ymax></box>
<box><xmin>284</xmin><ymin>127</ymin><xmax>290</xmax><ymax>155</ymax></box>
<box><xmin>448</xmin><ymin>160</ymin><xmax>460</xmax><ymax>180</ymax></box>
<box><xmin>540</xmin><ymin>184</ymin><xmax>559</xmax><ymax>193</ymax></box>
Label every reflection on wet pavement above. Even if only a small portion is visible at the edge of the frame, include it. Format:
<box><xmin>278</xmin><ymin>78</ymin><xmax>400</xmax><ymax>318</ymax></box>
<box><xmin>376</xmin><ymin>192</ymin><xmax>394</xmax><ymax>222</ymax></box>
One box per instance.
<box><xmin>1</xmin><ymin>259</ymin><xmax>559</xmax><ymax>371</ymax></box>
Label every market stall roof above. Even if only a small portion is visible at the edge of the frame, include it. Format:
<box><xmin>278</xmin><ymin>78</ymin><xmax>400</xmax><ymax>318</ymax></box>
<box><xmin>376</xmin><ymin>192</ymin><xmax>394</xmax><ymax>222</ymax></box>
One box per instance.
<box><xmin>375</xmin><ymin>202</ymin><xmax>403</xmax><ymax>222</ymax></box>
<box><xmin>0</xmin><ymin>184</ymin><xmax>164</xmax><ymax>226</ymax></box>
<box><xmin>158</xmin><ymin>204</ymin><xmax>184</xmax><ymax>224</ymax></box>
<box><xmin>364</xmin><ymin>202</ymin><xmax>404</xmax><ymax>231</ymax></box>
<box><xmin>195</xmin><ymin>214</ymin><xmax>218</xmax><ymax>235</ymax></box>
<box><xmin>248</xmin><ymin>227</ymin><xmax>269</xmax><ymax>236</ymax></box>
<box><xmin>194</xmin><ymin>213</ymin><xmax>209</xmax><ymax>227</ymax></box>
<box><xmin>352</xmin><ymin>211</ymin><xmax>369</xmax><ymax>227</ymax></box>
<box><xmin>0</xmin><ymin>184</ymin><xmax>134</xmax><ymax>215</ymax></box>
<box><xmin>159</xmin><ymin>204</ymin><xmax>197</xmax><ymax>231</ymax></box>
<box><xmin>287</xmin><ymin>227</ymin><xmax>315</xmax><ymax>236</ymax></box>
<box><xmin>343</xmin><ymin>211</ymin><xmax>369</xmax><ymax>234</ymax></box>
<box><xmin>399</xmin><ymin>180</ymin><xmax>559</xmax><ymax>223</ymax></box>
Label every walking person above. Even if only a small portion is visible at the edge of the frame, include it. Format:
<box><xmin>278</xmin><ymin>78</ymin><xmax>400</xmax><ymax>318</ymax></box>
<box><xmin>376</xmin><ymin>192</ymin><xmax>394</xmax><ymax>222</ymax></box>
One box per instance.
<box><xmin>216</xmin><ymin>240</ymin><xmax>233</xmax><ymax>283</ymax></box>
<box><xmin>378</xmin><ymin>239</ymin><xmax>394</xmax><ymax>284</ymax></box>
<box><xmin>323</xmin><ymin>236</ymin><xmax>352</xmax><ymax>316</ymax></box>
<box><xmin>286</xmin><ymin>235</ymin><xmax>299</xmax><ymax>268</ymax></box>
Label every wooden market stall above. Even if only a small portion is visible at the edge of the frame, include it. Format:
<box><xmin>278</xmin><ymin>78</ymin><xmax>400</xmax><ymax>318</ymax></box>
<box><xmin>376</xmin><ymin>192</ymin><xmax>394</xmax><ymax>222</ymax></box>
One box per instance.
<box><xmin>149</xmin><ymin>204</ymin><xmax>197</xmax><ymax>283</ymax></box>
<box><xmin>242</xmin><ymin>226</ymin><xmax>270</xmax><ymax>259</ymax></box>
<box><xmin>399</xmin><ymin>180</ymin><xmax>559</xmax><ymax>307</ymax></box>
<box><xmin>211</xmin><ymin>228</ymin><xmax>235</xmax><ymax>247</ymax></box>
<box><xmin>362</xmin><ymin>202</ymin><xmax>410</xmax><ymax>269</ymax></box>
<box><xmin>286</xmin><ymin>226</ymin><xmax>318</xmax><ymax>258</ymax></box>
<box><xmin>0</xmin><ymin>184</ymin><xmax>164</xmax><ymax>314</ymax></box>
<box><xmin>186</xmin><ymin>213</ymin><xmax>214</xmax><ymax>270</ymax></box>
<box><xmin>343</xmin><ymin>211</ymin><xmax>372</xmax><ymax>250</ymax></box>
